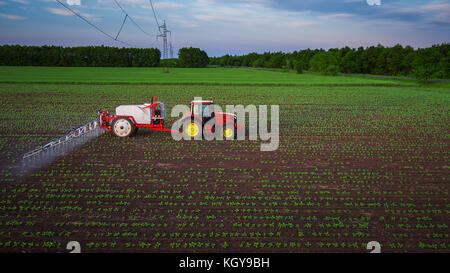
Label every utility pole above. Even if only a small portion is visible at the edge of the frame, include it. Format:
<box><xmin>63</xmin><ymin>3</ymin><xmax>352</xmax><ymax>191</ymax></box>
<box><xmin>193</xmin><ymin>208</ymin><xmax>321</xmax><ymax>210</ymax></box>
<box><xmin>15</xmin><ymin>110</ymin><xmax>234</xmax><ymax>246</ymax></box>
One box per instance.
<box><xmin>149</xmin><ymin>0</ymin><xmax>172</xmax><ymax>72</ymax></box>
<box><xmin>157</xmin><ymin>20</ymin><xmax>171</xmax><ymax>72</ymax></box>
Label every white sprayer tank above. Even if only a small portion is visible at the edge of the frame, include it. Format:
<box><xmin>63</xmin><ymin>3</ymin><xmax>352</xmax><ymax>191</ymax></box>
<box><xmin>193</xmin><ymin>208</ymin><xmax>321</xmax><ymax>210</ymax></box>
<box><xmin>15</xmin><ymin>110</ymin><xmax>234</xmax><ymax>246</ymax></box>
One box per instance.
<box><xmin>115</xmin><ymin>104</ymin><xmax>151</xmax><ymax>125</ymax></box>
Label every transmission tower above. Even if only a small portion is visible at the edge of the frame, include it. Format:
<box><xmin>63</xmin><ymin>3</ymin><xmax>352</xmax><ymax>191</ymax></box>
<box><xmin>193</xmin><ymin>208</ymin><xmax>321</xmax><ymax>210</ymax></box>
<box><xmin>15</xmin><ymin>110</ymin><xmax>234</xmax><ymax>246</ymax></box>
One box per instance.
<box><xmin>149</xmin><ymin>0</ymin><xmax>172</xmax><ymax>71</ymax></box>
<box><xmin>157</xmin><ymin>20</ymin><xmax>171</xmax><ymax>60</ymax></box>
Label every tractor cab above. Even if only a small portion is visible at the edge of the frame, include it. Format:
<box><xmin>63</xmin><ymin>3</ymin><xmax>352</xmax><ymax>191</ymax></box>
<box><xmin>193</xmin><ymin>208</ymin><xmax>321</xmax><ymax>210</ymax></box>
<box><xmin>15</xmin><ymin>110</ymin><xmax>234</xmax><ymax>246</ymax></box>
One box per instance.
<box><xmin>191</xmin><ymin>99</ymin><xmax>215</xmax><ymax>123</ymax></box>
<box><xmin>180</xmin><ymin>97</ymin><xmax>243</xmax><ymax>139</ymax></box>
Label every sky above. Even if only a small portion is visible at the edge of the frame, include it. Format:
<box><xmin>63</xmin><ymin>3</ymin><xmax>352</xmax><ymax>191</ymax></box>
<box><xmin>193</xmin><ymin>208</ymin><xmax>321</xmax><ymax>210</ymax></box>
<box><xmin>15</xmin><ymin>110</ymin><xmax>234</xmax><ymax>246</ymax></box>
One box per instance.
<box><xmin>0</xmin><ymin>0</ymin><xmax>448</xmax><ymax>56</ymax></box>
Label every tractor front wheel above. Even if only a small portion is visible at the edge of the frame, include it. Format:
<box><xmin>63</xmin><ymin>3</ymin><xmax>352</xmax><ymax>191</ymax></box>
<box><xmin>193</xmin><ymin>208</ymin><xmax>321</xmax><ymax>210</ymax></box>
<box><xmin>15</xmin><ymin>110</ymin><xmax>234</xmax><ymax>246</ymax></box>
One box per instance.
<box><xmin>112</xmin><ymin>117</ymin><xmax>135</xmax><ymax>137</ymax></box>
<box><xmin>219</xmin><ymin>123</ymin><xmax>236</xmax><ymax>140</ymax></box>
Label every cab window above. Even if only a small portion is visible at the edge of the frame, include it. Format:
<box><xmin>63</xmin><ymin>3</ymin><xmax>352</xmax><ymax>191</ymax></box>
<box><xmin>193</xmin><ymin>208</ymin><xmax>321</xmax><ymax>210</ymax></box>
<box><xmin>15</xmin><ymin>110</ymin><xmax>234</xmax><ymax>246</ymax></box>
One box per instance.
<box><xmin>193</xmin><ymin>104</ymin><xmax>213</xmax><ymax>118</ymax></box>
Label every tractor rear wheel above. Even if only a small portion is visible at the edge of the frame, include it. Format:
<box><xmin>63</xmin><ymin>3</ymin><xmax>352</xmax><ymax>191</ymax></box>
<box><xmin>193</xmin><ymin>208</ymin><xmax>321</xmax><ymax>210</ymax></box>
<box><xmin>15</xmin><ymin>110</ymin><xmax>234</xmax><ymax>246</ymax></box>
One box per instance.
<box><xmin>183</xmin><ymin>119</ymin><xmax>202</xmax><ymax>139</ymax></box>
<box><xmin>112</xmin><ymin>117</ymin><xmax>135</xmax><ymax>137</ymax></box>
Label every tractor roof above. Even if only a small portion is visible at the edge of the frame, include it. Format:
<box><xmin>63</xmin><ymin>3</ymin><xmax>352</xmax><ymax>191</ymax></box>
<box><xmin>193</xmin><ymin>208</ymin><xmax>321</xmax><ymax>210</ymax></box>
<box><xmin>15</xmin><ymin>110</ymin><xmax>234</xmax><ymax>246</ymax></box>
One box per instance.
<box><xmin>191</xmin><ymin>100</ymin><xmax>213</xmax><ymax>105</ymax></box>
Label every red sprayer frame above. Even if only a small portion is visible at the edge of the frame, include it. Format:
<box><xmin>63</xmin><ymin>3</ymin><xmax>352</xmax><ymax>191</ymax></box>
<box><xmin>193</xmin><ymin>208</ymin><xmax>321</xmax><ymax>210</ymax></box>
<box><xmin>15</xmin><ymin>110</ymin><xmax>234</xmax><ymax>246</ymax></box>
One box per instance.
<box><xmin>99</xmin><ymin>97</ymin><xmax>178</xmax><ymax>133</ymax></box>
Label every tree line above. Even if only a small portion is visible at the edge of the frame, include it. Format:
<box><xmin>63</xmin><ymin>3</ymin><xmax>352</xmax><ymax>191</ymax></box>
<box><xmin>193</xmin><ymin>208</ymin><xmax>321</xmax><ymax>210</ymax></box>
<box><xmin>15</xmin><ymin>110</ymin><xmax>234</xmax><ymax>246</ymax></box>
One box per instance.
<box><xmin>210</xmin><ymin>44</ymin><xmax>449</xmax><ymax>80</ymax></box>
<box><xmin>1</xmin><ymin>44</ymin><xmax>448</xmax><ymax>80</ymax></box>
<box><xmin>0</xmin><ymin>45</ymin><xmax>210</xmax><ymax>69</ymax></box>
<box><xmin>0</xmin><ymin>45</ymin><xmax>161</xmax><ymax>67</ymax></box>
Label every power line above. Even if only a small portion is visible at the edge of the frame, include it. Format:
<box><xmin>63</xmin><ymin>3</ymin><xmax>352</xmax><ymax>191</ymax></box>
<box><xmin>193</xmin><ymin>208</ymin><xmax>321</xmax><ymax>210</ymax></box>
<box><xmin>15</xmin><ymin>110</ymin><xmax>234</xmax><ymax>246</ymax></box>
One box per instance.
<box><xmin>148</xmin><ymin>0</ymin><xmax>162</xmax><ymax>34</ymax></box>
<box><xmin>115</xmin><ymin>14</ymin><xmax>127</xmax><ymax>40</ymax></box>
<box><xmin>149</xmin><ymin>37</ymin><xmax>159</xmax><ymax>47</ymax></box>
<box><xmin>55</xmin><ymin>0</ymin><xmax>135</xmax><ymax>47</ymax></box>
<box><xmin>113</xmin><ymin>0</ymin><xmax>155</xmax><ymax>38</ymax></box>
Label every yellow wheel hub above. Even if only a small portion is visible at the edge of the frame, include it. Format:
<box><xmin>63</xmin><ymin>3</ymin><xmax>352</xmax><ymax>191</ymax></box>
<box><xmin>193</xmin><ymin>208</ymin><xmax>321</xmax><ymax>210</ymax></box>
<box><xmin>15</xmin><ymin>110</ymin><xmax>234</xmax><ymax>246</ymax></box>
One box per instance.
<box><xmin>224</xmin><ymin>128</ymin><xmax>234</xmax><ymax>138</ymax></box>
<box><xmin>185</xmin><ymin>122</ymin><xmax>200</xmax><ymax>137</ymax></box>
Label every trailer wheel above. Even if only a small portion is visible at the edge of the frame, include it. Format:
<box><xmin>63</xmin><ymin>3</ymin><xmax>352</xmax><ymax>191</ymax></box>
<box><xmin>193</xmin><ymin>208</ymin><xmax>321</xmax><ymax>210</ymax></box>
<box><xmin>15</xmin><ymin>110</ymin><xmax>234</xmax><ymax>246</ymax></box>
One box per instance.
<box><xmin>112</xmin><ymin>117</ymin><xmax>135</xmax><ymax>137</ymax></box>
<box><xmin>183</xmin><ymin>119</ymin><xmax>202</xmax><ymax>139</ymax></box>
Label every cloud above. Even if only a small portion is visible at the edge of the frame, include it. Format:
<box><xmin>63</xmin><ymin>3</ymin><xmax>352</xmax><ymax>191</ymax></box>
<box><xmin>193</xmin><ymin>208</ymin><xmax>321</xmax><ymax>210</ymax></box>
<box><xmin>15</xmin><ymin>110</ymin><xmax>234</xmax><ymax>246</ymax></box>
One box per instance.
<box><xmin>66</xmin><ymin>0</ymin><xmax>81</xmax><ymax>6</ymax></box>
<box><xmin>211</xmin><ymin>0</ymin><xmax>272</xmax><ymax>6</ymax></box>
<box><xmin>287</xmin><ymin>21</ymin><xmax>318</xmax><ymax>28</ymax></box>
<box><xmin>46</xmin><ymin>7</ymin><xmax>99</xmax><ymax>21</ymax></box>
<box><xmin>371</xmin><ymin>8</ymin><xmax>424</xmax><ymax>22</ymax></box>
<box><xmin>154</xmin><ymin>2</ymin><xmax>184</xmax><ymax>10</ymax></box>
<box><xmin>117</xmin><ymin>0</ymin><xmax>183</xmax><ymax>7</ymax></box>
<box><xmin>12</xmin><ymin>0</ymin><xmax>30</xmax><ymax>5</ymax></box>
<box><xmin>11</xmin><ymin>0</ymin><xmax>29</xmax><ymax>4</ymax></box>
<box><xmin>421</xmin><ymin>3</ymin><xmax>450</xmax><ymax>11</ymax></box>
<box><xmin>47</xmin><ymin>8</ymin><xmax>73</xmax><ymax>16</ymax></box>
<box><xmin>120</xmin><ymin>0</ymin><xmax>146</xmax><ymax>3</ymax></box>
<box><xmin>81</xmin><ymin>12</ymin><xmax>98</xmax><ymax>20</ymax></box>
<box><xmin>190</xmin><ymin>0</ymin><xmax>266</xmax><ymax>23</ymax></box>
<box><xmin>212</xmin><ymin>0</ymin><xmax>443</xmax><ymax>25</ymax></box>
<box><xmin>319</xmin><ymin>13</ymin><xmax>354</xmax><ymax>19</ymax></box>
<box><xmin>193</xmin><ymin>14</ymin><xmax>239</xmax><ymax>23</ymax></box>
<box><xmin>0</xmin><ymin>13</ymin><xmax>26</xmax><ymax>20</ymax></box>
<box><xmin>222</xmin><ymin>0</ymin><xmax>367</xmax><ymax>14</ymax></box>
<box><xmin>172</xmin><ymin>18</ymin><xmax>198</xmax><ymax>27</ymax></box>
<box><xmin>421</xmin><ymin>3</ymin><xmax>450</xmax><ymax>24</ymax></box>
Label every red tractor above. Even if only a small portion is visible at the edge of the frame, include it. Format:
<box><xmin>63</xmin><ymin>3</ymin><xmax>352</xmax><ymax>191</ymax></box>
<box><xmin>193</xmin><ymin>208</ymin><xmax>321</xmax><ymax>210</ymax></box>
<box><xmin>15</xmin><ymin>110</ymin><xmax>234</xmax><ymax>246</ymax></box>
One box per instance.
<box><xmin>181</xmin><ymin>99</ymin><xmax>243</xmax><ymax>139</ymax></box>
<box><xmin>99</xmin><ymin>97</ymin><xmax>243</xmax><ymax>139</ymax></box>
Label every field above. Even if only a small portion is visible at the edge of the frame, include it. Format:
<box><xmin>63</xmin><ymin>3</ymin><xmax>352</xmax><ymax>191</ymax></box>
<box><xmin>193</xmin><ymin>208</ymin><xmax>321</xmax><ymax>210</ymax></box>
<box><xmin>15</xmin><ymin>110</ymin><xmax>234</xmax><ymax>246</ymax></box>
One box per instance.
<box><xmin>0</xmin><ymin>67</ymin><xmax>448</xmax><ymax>252</ymax></box>
<box><xmin>0</xmin><ymin>66</ymin><xmax>425</xmax><ymax>86</ymax></box>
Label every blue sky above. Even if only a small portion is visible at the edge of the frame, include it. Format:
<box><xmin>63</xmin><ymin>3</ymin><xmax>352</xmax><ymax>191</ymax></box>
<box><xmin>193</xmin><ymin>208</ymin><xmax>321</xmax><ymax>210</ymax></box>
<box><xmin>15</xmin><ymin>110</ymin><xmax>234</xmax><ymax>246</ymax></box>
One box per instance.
<box><xmin>0</xmin><ymin>0</ymin><xmax>448</xmax><ymax>56</ymax></box>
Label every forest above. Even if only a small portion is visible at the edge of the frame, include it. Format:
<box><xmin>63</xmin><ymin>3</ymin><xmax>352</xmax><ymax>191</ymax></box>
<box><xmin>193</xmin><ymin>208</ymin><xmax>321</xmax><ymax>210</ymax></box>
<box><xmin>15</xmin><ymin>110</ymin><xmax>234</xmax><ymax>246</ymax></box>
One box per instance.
<box><xmin>210</xmin><ymin>44</ymin><xmax>449</xmax><ymax>80</ymax></box>
<box><xmin>0</xmin><ymin>44</ymin><xmax>448</xmax><ymax>80</ymax></box>
<box><xmin>0</xmin><ymin>45</ymin><xmax>161</xmax><ymax>67</ymax></box>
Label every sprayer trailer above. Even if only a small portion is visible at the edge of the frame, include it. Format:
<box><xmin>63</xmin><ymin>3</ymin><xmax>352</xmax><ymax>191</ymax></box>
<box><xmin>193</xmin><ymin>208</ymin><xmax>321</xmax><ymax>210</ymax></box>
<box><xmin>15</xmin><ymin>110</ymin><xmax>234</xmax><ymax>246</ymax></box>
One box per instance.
<box><xmin>99</xmin><ymin>97</ymin><xmax>172</xmax><ymax>137</ymax></box>
<box><xmin>23</xmin><ymin>97</ymin><xmax>243</xmax><ymax>159</ymax></box>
